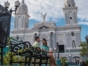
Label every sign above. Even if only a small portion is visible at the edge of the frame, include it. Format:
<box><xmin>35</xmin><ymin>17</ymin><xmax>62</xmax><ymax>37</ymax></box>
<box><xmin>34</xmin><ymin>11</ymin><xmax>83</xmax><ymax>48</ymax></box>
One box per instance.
<box><xmin>0</xmin><ymin>13</ymin><xmax>11</xmax><ymax>47</ymax></box>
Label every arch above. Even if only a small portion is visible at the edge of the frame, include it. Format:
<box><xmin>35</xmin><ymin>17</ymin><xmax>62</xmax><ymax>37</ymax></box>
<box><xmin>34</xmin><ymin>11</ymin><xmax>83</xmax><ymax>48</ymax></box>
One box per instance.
<box><xmin>35</xmin><ymin>33</ymin><xmax>37</xmax><ymax>37</ymax></box>
<box><xmin>71</xmin><ymin>32</ymin><xmax>75</xmax><ymax>36</ymax></box>
<box><xmin>73</xmin><ymin>56</ymin><xmax>80</xmax><ymax>64</ymax></box>
<box><xmin>40</xmin><ymin>34</ymin><xmax>49</xmax><ymax>47</ymax></box>
<box><xmin>73</xmin><ymin>56</ymin><xmax>80</xmax><ymax>58</ymax></box>
<box><xmin>40</xmin><ymin>34</ymin><xmax>49</xmax><ymax>40</ymax></box>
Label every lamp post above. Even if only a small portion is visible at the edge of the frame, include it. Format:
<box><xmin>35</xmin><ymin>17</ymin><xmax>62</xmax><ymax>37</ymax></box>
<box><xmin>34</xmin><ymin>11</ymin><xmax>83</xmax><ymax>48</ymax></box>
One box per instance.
<box><xmin>57</xmin><ymin>42</ymin><xmax>59</xmax><ymax>59</ymax></box>
<box><xmin>4</xmin><ymin>0</ymin><xmax>20</xmax><ymax>14</ymax></box>
<box><xmin>4</xmin><ymin>1</ymin><xmax>10</xmax><ymax>9</ymax></box>
<box><xmin>0</xmin><ymin>0</ymin><xmax>20</xmax><ymax>65</ymax></box>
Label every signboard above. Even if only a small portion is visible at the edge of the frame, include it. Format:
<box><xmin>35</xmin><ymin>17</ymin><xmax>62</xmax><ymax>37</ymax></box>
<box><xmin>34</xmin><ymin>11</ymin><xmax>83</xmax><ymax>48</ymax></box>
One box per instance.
<box><xmin>0</xmin><ymin>12</ymin><xmax>11</xmax><ymax>47</ymax></box>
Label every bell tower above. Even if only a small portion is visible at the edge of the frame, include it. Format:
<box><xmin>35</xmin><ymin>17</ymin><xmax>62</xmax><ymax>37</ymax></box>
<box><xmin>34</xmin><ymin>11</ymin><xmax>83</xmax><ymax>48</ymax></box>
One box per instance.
<box><xmin>63</xmin><ymin>0</ymin><xmax>78</xmax><ymax>25</ymax></box>
<box><xmin>14</xmin><ymin>0</ymin><xmax>30</xmax><ymax>30</ymax></box>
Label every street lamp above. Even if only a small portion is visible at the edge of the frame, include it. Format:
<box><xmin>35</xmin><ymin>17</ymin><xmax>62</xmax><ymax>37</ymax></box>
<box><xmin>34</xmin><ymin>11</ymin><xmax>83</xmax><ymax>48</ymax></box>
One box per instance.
<box><xmin>4</xmin><ymin>0</ymin><xmax>20</xmax><ymax>13</ymax></box>
<box><xmin>3</xmin><ymin>0</ymin><xmax>20</xmax><ymax>65</ymax></box>
<box><xmin>4</xmin><ymin>1</ymin><xmax>10</xmax><ymax>9</ymax></box>
<box><xmin>15</xmin><ymin>0</ymin><xmax>20</xmax><ymax>13</ymax></box>
<box><xmin>57</xmin><ymin>42</ymin><xmax>59</xmax><ymax>59</ymax></box>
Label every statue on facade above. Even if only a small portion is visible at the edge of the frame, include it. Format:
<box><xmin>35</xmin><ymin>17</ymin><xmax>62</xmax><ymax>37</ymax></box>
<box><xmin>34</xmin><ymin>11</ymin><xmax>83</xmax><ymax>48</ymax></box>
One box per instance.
<box><xmin>41</xmin><ymin>13</ymin><xmax>47</xmax><ymax>22</ymax></box>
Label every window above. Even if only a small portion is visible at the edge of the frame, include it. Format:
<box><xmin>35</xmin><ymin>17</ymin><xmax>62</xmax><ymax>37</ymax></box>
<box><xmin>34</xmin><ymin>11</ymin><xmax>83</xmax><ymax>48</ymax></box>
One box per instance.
<box><xmin>35</xmin><ymin>33</ymin><xmax>37</xmax><ymax>37</ymax></box>
<box><xmin>59</xmin><ymin>45</ymin><xmax>65</xmax><ymax>53</ymax></box>
<box><xmin>70</xmin><ymin>17</ymin><xmax>72</xmax><ymax>19</ymax></box>
<box><xmin>69</xmin><ymin>4</ymin><xmax>71</xmax><ymax>7</ymax></box>
<box><xmin>51</xmin><ymin>32</ymin><xmax>53</xmax><ymax>34</ymax></box>
<box><xmin>16</xmin><ymin>35</ymin><xmax>19</xmax><ymax>40</ymax></box>
<box><xmin>72</xmin><ymin>40</ymin><xmax>76</xmax><ymax>48</ymax></box>
<box><xmin>71</xmin><ymin>32</ymin><xmax>74</xmax><ymax>36</ymax></box>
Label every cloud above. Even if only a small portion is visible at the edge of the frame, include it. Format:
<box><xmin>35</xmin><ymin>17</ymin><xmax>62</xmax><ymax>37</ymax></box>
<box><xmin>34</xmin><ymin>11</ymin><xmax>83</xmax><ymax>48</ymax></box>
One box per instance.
<box><xmin>76</xmin><ymin>0</ymin><xmax>88</xmax><ymax>21</ymax></box>
<box><xmin>78</xmin><ymin>22</ymin><xmax>88</xmax><ymax>25</ymax></box>
<box><xmin>0</xmin><ymin>0</ymin><xmax>88</xmax><ymax>22</ymax></box>
<box><xmin>26</xmin><ymin>0</ymin><xmax>64</xmax><ymax>22</ymax></box>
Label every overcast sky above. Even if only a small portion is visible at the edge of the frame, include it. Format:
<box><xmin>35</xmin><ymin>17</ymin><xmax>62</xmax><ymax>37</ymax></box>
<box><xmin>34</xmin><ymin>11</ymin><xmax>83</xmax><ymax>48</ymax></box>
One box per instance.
<box><xmin>0</xmin><ymin>0</ymin><xmax>88</xmax><ymax>41</ymax></box>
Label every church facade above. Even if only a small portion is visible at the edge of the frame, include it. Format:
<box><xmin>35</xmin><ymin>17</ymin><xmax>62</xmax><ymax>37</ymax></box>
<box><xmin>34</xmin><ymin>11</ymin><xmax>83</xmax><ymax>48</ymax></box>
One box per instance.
<box><xmin>11</xmin><ymin>0</ymin><xmax>82</xmax><ymax>61</ymax></box>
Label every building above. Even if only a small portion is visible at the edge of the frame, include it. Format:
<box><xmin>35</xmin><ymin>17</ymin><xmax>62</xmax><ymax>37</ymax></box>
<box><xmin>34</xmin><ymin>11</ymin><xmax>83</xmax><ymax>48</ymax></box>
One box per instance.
<box><xmin>11</xmin><ymin>0</ymin><xmax>82</xmax><ymax>62</ymax></box>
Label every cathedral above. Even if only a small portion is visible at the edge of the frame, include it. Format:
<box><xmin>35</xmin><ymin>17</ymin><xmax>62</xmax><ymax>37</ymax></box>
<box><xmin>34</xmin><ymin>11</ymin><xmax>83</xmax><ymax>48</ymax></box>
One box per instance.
<box><xmin>11</xmin><ymin>0</ymin><xmax>82</xmax><ymax>62</ymax></box>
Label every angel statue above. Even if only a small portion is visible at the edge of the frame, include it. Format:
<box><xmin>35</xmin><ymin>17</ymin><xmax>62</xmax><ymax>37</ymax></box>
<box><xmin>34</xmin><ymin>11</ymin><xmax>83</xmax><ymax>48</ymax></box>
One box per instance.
<box><xmin>41</xmin><ymin>13</ymin><xmax>47</xmax><ymax>22</ymax></box>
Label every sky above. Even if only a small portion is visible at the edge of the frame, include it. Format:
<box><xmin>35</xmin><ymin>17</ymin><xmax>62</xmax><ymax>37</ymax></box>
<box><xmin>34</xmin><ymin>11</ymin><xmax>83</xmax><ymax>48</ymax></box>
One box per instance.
<box><xmin>0</xmin><ymin>0</ymin><xmax>88</xmax><ymax>41</ymax></box>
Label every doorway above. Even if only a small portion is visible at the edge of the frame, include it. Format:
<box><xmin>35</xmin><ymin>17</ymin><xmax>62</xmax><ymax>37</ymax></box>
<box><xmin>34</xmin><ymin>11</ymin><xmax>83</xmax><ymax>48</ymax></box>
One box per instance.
<box><xmin>40</xmin><ymin>34</ymin><xmax>49</xmax><ymax>48</ymax></box>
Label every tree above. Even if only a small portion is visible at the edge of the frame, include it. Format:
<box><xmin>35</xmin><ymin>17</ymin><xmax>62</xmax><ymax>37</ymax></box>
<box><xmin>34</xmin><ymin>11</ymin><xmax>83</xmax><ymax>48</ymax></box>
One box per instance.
<box><xmin>80</xmin><ymin>42</ymin><xmax>88</xmax><ymax>57</ymax></box>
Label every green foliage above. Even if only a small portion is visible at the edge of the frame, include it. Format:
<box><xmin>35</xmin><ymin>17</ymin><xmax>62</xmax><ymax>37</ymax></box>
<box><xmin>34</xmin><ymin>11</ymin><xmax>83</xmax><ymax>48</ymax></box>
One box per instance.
<box><xmin>3</xmin><ymin>51</ymin><xmax>25</xmax><ymax>65</ymax></box>
<box><xmin>60</xmin><ymin>57</ymin><xmax>68</xmax><ymax>66</ymax></box>
<box><xmin>86</xmin><ymin>60</ymin><xmax>88</xmax><ymax>66</ymax></box>
<box><xmin>3</xmin><ymin>37</ymin><xmax>31</xmax><ymax>65</ymax></box>
<box><xmin>7</xmin><ymin>37</ymin><xmax>13</xmax><ymax>45</ymax></box>
<box><xmin>18</xmin><ymin>49</ymin><xmax>23</xmax><ymax>53</ymax></box>
<box><xmin>80</xmin><ymin>42</ymin><xmax>88</xmax><ymax>57</ymax></box>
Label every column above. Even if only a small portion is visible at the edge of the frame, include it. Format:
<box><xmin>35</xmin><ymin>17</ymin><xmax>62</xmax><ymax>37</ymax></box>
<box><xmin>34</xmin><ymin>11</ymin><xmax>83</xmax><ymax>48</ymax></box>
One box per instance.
<box><xmin>66</xmin><ymin>32</ymin><xmax>70</xmax><ymax>48</ymax></box>
<box><xmin>53</xmin><ymin>32</ymin><xmax>56</xmax><ymax>48</ymax></box>
<box><xmin>65</xmin><ymin>13</ymin><xmax>69</xmax><ymax>24</ymax></box>
<box><xmin>50</xmin><ymin>33</ymin><xmax>52</xmax><ymax>48</ymax></box>
<box><xmin>49</xmin><ymin>33</ymin><xmax>51</xmax><ymax>48</ymax></box>
<box><xmin>33</xmin><ymin>33</ymin><xmax>37</xmax><ymax>43</ymax></box>
<box><xmin>75</xmin><ymin>31</ymin><xmax>80</xmax><ymax>47</ymax></box>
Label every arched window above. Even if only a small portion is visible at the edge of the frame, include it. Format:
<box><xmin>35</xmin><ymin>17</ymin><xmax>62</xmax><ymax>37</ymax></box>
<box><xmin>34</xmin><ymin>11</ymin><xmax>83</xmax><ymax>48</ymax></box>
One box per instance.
<box><xmin>35</xmin><ymin>33</ymin><xmax>37</xmax><ymax>37</ymax></box>
<box><xmin>40</xmin><ymin>34</ymin><xmax>49</xmax><ymax>47</ymax></box>
<box><xmin>40</xmin><ymin>34</ymin><xmax>48</xmax><ymax>40</ymax></box>
<box><xmin>69</xmin><ymin>4</ymin><xmax>71</xmax><ymax>7</ymax></box>
<box><xmin>33</xmin><ymin>33</ymin><xmax>37</xmax><ymax>42</ymax></box>
<box><xmin>72</xmin><ymin>40</ymin><xmax>76</xmax><ymax>48</ymax></box>
<box><xmin>70</xmin><ymin>17</ymin><xmax>72</xmax><ymax>19</ymax></box>
<box><xmin>71</xmin><ymin>32</ymin><xmax>75</xmax><ymax>36</ymax></box>
<box><xmin>16</xmin><ymin>35</ymin><xmax>19</xmax><ymax>40</ymax></box>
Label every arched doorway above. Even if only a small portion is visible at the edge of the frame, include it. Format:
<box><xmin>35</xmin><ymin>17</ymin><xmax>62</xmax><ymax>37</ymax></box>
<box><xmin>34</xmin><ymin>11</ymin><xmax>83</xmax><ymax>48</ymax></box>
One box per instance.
<box><xmin>73</xmin><ymin>56</ymin><xmax>80</xmax><ymax>64</ymax></box>
<box><xmin>40</xmin><ymin>34</ymin><xmax>49</xmax><ymax>48</ymax></box>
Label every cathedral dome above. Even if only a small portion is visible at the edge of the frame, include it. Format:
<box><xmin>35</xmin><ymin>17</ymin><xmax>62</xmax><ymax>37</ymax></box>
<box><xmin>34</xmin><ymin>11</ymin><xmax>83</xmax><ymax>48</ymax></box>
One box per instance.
<box><xmin>16</xmin><ymin>0</ymin><xmax>28</xmax><ymax>14</ymax></box>
<box><xmin>64</xmin><ymin>0</ymin><xmax>75</xmax><ymax>7</ymax></box>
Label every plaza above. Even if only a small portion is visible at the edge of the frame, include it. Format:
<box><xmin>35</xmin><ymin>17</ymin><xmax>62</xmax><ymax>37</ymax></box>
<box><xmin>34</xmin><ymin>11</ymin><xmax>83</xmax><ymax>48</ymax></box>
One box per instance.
<box><xmin>0</xmin><ymin>0</ymin><xmax>86</xmax><ymax>66</ymax></box>
<box><xmin>11</xmin><ymin>0</ymin><xmax>81</xmax><ymax>63</ymax></box>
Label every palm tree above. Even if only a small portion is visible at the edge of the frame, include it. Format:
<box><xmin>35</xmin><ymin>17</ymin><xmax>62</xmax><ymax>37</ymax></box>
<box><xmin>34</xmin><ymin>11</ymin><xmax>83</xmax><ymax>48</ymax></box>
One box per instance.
<box><xmin>80</xmin><ymin>42</ymin><xmax>88</xmax><ymax>57</ymax></box>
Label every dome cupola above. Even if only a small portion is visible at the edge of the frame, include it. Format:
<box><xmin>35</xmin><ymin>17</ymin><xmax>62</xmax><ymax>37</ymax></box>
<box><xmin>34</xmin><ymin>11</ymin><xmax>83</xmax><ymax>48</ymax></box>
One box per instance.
<box><xmin>64</xmin><ymin>0</ymin><xmax>75</xmax><ymax>7</ymax></box>
<box><xmin>16</xmin><ymin>0</ymin><xmax>28</xmax><ymax>14</ymax></box>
